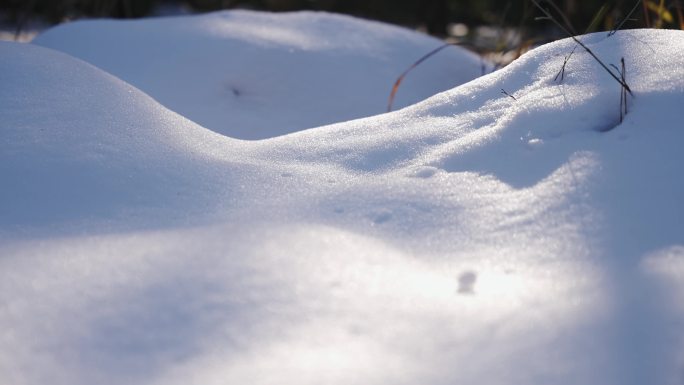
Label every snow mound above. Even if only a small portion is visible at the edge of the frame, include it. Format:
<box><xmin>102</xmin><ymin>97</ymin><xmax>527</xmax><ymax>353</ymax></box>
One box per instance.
<box><xmin>2</xmin><ymin>25</ymin><xmax>684</xmax><ymax>385</ymax></box>
<box><xmin>33</xmin><ymin>10</ymin><xmax>485</xmax><ymax>139</ymax></box>
<box><xmin>0</xmin><ymin>41</ymin><xmax>246</xmax><ymax>232</ymax></box>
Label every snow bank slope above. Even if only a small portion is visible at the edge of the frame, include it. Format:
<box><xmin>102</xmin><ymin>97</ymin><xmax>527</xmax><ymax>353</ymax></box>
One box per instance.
<box><xmin>0</xmin><ymin>41</ymin><xmax>247</xmax><ymax>232</ymax></box>
<box><xmin>2</xmin><ymin>29</ymin><xmax>684</xmax><ymax>385</ymax></box>
<box><xmin>33</xmin><ymin>10</ymin><xmax>485</xmax><ymax>139</ymax></box>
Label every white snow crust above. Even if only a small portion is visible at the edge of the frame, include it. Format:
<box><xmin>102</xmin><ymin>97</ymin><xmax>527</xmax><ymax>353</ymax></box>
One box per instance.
<box><xmin>1</xmin><ymin>11</ymin><xmax>684</xmax><ymax>385</ymax></box>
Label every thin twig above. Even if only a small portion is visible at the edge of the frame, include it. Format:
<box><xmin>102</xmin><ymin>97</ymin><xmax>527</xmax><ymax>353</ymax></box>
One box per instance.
<box><xmin>610</xmin><ymin>58</ymin><xmax>629</xmax><ymax>123</ymax></box>
<box><xmin>541</xmin><ymin>0</ymin><xmax>577</xmax><ymax>34</ymax></box>
<box><xmin>609</xmin><ymin>0</ymin><xmax>643</xmax><ymax>36</ymax></box>
<box><xmin>554</xmin><ymin>45</ymin><xmax>577</xmax><ymax>82</ymax></box>
<box><xmin>531</xmin><ymin>0</ymin><xmax>633</xmax><ymax>95</ymax></box>
<box><xmin>501</xmin><ymin>89</ymin><xmax>517</xmax><ymax>100</ymax></box>
<box><xmin>620</xmin><ymin>56</ymin><xmax>627</xmax><ymax>115</ymax></box>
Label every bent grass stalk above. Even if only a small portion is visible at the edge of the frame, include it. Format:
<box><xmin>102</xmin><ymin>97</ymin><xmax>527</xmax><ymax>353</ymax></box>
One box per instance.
<box><xmin>387</xmin><ymin>43</ymin><xmax>460</xmax><ymax>112</ymax></box>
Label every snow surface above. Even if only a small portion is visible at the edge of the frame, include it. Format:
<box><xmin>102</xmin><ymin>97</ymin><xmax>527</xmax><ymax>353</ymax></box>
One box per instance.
<box><xmin>32</xmin><ymin>10</ymin><xmax>485</xmax><ymax>140</ymax></box>
<box><xmin>2</xmin><ymin>10</ymin><xmax>684</xmax><ymax>385</ymax></box>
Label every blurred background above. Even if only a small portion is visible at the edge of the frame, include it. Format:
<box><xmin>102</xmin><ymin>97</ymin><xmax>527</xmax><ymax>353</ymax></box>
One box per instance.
<box><xmin>1</xmin><ymin>0</ymin><xmax>682</xmax><ymax>56</ymax></box>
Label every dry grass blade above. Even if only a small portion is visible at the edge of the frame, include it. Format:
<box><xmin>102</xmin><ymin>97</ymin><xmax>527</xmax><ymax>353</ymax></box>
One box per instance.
<box><xmin>643</xmin><ymin>0</ymin><xmax>652</xmax><ymax>27</ymax></box>
<box><xmin>387</xmin><ymin>42</ymin><xmax>459</xmax><ymax>112</ymax></box>
<box><xmin>647</xmin><ymin>0</ymin><xmax>674</xmax><ymax>26</ymax></box>
<box><xmin>586</xmin><ymin>4</ymin><xmax>609</xmax><ymax>32</ymax></box>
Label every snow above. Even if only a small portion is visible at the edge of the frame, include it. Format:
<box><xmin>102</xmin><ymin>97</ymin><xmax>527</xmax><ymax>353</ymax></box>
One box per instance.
<box><xmin>1</xmin><ymin>9</ymin><xmax>684</xmax><ymax>385</ymax></box>
<box><xmin>32</xmin><ymin>10</ymin><xmax>485</xmax><ymax>140</ymax></box>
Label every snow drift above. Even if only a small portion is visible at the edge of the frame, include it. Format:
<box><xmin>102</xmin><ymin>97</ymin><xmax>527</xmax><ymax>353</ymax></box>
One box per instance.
<box><xmin>33</xmin><ymin>10</ymin><xmax>485</xmax><ymax>139</ymax></box>
<box><xmin>1</xmin><ymin>10</ymin><xmax>684</xmax><ymax>385</ymax></box>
